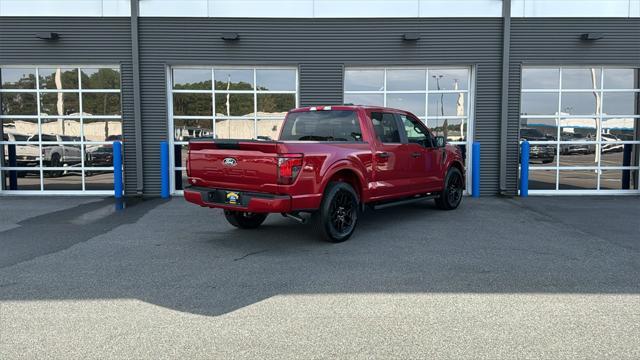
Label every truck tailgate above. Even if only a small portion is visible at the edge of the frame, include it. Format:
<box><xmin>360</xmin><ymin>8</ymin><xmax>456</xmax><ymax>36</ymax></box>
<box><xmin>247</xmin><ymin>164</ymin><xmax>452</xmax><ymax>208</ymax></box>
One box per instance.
<box><xmin>188</xmin><ymin>140</ymin><xmax>280</xmax><ymax>192</ymax></box>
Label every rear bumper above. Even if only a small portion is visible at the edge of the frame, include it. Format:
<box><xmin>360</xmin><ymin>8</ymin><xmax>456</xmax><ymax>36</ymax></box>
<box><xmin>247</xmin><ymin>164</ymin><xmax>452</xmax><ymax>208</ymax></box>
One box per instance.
<box><xmin>183</xmin><ymin>186</ymin><xmax>293</xmax><ymax>213</ymax></box>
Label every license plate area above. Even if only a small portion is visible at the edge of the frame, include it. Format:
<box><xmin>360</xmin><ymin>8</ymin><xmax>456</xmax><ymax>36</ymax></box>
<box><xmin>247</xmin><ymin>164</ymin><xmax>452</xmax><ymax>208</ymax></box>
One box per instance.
<box><xmin>224</xmin><ymin>190</ymin><xmax>241</xmax><ymax>205</ymax></box>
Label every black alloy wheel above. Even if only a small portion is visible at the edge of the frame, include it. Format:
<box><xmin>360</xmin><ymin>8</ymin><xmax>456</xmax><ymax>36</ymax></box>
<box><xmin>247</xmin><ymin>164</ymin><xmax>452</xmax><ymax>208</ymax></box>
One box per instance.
<box><xmin>314</xmin><ymin>181</ymin><xmax>359</xmax><ymax>243</ymax></box>
<box><xmin>435</xmin><ymin>167</ymin><xmax>464</xmax><ymax>210</ymax></box>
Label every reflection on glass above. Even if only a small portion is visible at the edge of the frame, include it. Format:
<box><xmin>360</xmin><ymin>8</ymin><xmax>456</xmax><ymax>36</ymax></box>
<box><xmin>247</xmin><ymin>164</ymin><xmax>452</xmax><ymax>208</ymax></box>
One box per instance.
<box><xmin>562</xmin><ymin>68</ymin><xmax>601</xmax><ymax>89</ymax></box>
<box><xmin>256</xmin><ymin>94</ymin><xmax>295</xmax><ymax>117</ymax></box>
<box><xmin>528</xmin><ymin>170</ymin><xmax>556</xmax><ymax>190</ymax></box>
<box><xmin>84</xmin><ymin>171</ymin><xmax>114</xmax><ymax>190</ymax></box>
<box><xmin>41</xmin><ymin>143</ymin><xmax>82</xmax><ymax>169</ymax></box>
<box><xmin>429</xmin><ymin>118</ymin><xmax>466</xmax><ymax>142</ymax></box>
<box><xmin>256</xmin><ymin>69</ymin><xmax>296</xmax><ymax>91</ymax></box>
<box><xmin>41</xmin><ymin>118</ymin><xmax>81</xmax><ymax>139</ymax></box>
<box><xmin>2</xmin><ymin>118</ymin><xmax>39</xmax><ymax>138</ymax></box>
<box><xmin>428</xmin><ymin>93</ymin><xmax>466</xmax><ymax>117</ymax></box>
<box><xmin>603</xmin><ymin>68</ymin><xmax>637</xmax><ymax>89</ymax></box>
<box><xmin>520</xmin><ymin>92</ymin><xmax>558</xmax><ymax>116</ymax></box>
<box><xmin>387</xmin><ymin>93</ymin><xmax>425</xmax><ymax>117</ymax></box>
<box><xmin>85</xmin><ymin>144</ymin><xmax>114</xmax><ymax>167</ymax></box>
<box><xmin>215</xmin><ymin>94</ymin><xmax>254</xmax><ymax>117</ymax></box>
<box><xmin>1</xmin><ymin>68</ymin><xmax>36</xmax><ymax>89</ymax></box>
<box><xmin>603</xmin><ymin>92</ymin><xmax>637</xmax><ymax>116</ymax></box>
<box><xmin>174</xmin><ymin>170</ymin><xmax>188</xmax><ymax>191</ymax></box>
<box><xmin>82</xmin><ymin>93</ymin><xmax>121</xmax><ymax>116</ymax></box>
<box><xmin>2</xmin><ymin>143</ymin><xmax>40</xmax><ymax>167</ymax></box>
<box><xmin>559</xmin><ymin>119</ymin><xmax>597</xmax><ymax>141</ymax></box>
<box><xmin>81</xmin><ymin>67</ymin><xmax>121</xmax><ymax>89</ymax></box>
<box><xmin>428</xmin><ymin>69</ymin><xmax>469</xmax><ymax>90</ymax></box>
<box><xmin>43</xmin><ymin>171</ymin><xmax>82</xmax><ymax>190</ymax></box>
<box><xmin>173</xmin><ymin>68</ymin><xmax>211</xmax><ymax>90</ymax></box>
<box><xmin>558</xmin><ymin>170</ymin><xmax>597</xmax><ymax>190</ymax></box>
<box><xmin>344</xmin><ymin>70</ymin><xmax>384</xmax><ymax>91</ymax></box>
<box><xmin>561</xmin><ymin>92</ymin><xmax>598</xmax><ymax>116</ymax></box>
<box><xmin>601</xmin><ymin>144</ymin><xmax>636</xmax><ymax>167</ymax></box>
<box><xmin>40</xmin><ymin>92</ymin><xmax>80</xmax><ymax>116</ymax></box>
<box><xmin>559</xmin><ymin>151</ymin><xmax>596</xmax><ymax>167</ymax></box>
<box><xmin>39</xmin><ymin>67</ymin><xmax>78</xmax><ymax>89</ymax></box>
<box><xmin>3</xmin><ymin>170</ymin><xmax>41</xmax><ymax>190</ymax></box>
<box><xmin>386</xmin><ymin>69</ymin><xmax>426</xmax><ymax>91</ymax></box>
<box><xmin>0</xmin><ymin>92</ymin><xmax>38</xmax><ymax>115</ymax></box>
<box><xmin>519</xmin><ymin>119</ymin><xmax>557</xmax><ymax>140</ymax></box>
<box><xmin>527</xmin><ymin>143</ymin><xmax>556</xmax><ymax>166</ymax></box>
<box><xmin>83</xmin><ymin>118</ymin><xmax>123</xmax><ymax>142</ymax></box>
<box><xmin>256</xmin><ymin>119</ymin><xmax>284</xmax><ymax>140</ymax></box>
<box><xmin>343</xmin><ymin>93</ymin><xmax>383</xmax><ymax>106</ymax></box>
<box><xmin>600</xmin><ymin>169</ymin><xmax>638</xmax><ymax>190</ymax></box>
<box><xmin>522</xmin><ymin>68</ymin><xmax>559</xmax><ymax>89</ymax></box>
<box><xmin>215</xmin><ymin>119</ymin><xmax>255</xmax><ymax>139</ymax></box>
<box><xmin>173</xmin><ymin>93</ymin><xmax>212</xmax><ymax>116</ymax></box>
<box><xmin>214</xmin><ymin>69</ymin><xmax>253</xmax><ymax>90</ymax></box>
<box><xmin>602</xmin><ymin>118</ymin><xmax>637</xmax><ymax>140</ymax></box>
<box><xmin>174</xmin><ymin>119</ymin><xmax>213</xmax><ymax>141</ymax></box>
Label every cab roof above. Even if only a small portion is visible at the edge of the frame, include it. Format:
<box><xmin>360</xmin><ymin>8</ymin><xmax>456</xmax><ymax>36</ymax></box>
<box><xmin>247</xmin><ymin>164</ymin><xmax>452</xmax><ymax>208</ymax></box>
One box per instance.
<box><xmin>289</xmin><ymin>105</ymin><xmax>417</xmax><ymax>116</ymax></box>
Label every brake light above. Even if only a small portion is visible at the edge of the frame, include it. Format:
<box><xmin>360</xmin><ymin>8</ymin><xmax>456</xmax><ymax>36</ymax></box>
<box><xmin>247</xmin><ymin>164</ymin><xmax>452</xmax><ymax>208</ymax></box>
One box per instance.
<box><xmin>277</xmin><ymin>154</ymin><xmax>303</xmax><ymax>185</ymax></box>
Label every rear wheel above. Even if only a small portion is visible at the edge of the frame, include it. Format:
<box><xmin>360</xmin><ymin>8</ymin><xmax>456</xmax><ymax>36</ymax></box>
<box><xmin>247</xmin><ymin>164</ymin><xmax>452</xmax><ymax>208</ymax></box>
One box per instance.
<box><xmin>224</xmin><ymin>210</ymin><xmax>268</xmax><ymax>229</ymax></box>
<box><xmin>313</xmin><ymin>182</ymin><xmax>359</xmax><ymax>243</ymax></box>
<box><xmin>435</xmin><ymin>167</ymin><xmax>464</xmax><ymax>210</ymax></box>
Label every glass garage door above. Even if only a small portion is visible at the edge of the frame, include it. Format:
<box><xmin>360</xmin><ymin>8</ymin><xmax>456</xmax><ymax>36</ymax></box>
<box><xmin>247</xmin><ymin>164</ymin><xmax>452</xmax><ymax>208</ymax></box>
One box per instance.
<box><xmin>520</xmin><ymin>67</ymin><xmax>640</xmax><ymax>194</ymax></box>
<box><xmin>343</xmin><ymin>67</ymin><xmax>474</xmax><ymax>189</ymax></box>
<box><xmin>168</xmin><ymin>66</ymin><xmax>298</xmax><ymax>193</ymax></box>
<box><xmin>0</xmin><ymin>66</ymin><xmax>122</xmax><ymax>194</ymax></box>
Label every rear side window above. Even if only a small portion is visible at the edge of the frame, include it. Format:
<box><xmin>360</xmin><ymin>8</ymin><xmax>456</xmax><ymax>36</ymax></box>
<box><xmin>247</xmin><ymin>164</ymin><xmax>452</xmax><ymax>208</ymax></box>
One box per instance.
<box><xmin>280</xmin><ymin>110</ymin><xmax>363</xmax><ymax>141</ymax></box>
<box><xmin>370</xmin><ymin>112</ymin><xmax>401</xmax><ymax>143</ymax></box>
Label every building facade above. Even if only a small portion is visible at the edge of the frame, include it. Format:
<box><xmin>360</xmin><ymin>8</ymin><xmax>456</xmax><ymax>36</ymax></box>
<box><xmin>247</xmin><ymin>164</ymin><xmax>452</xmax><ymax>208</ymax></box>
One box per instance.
<box><xmin>1</xmin><ymin>0</ymin><xmax>639</xmax><ymax>196</ymax></box>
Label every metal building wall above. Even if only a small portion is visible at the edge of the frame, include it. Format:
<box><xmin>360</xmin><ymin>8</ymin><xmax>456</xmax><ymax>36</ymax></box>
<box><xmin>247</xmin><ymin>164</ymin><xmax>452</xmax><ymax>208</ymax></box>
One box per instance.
<box><xmin>0</xmin><ymin>17</ymin><xmax>138</xmax><ymax>194</ymax></box>
<box><xmin>507</xmin><ymin>18</ymin><xmax>640</xmax><ymax>194</ymax></box>
<box><xmin>138</xmin><ymin>18</ymin><xmax>504</xmax><ymax>195</ymax></box>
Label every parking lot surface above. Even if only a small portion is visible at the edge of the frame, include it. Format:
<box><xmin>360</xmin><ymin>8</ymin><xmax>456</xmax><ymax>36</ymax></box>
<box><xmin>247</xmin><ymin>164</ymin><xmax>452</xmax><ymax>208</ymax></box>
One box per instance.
<box><xmin>0</xmin><ymin>195</ymin><xmax>639</xmax><ymax>359</ymax></box>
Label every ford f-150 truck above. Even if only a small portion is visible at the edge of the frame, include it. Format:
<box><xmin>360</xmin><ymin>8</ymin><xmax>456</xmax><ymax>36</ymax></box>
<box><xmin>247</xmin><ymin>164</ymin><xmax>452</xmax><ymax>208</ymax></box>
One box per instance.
<box><xmin>185</xmin><ymin>105</ymin><xmax>465</xmax><ymax>242</ymax></box>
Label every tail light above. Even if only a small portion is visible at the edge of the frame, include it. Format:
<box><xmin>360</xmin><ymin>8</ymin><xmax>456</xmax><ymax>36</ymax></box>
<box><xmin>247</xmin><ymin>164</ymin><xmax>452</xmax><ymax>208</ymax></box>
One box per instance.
<box><xmin>277</xmin><ymin>154</ymin><xmax>303</xmax><ymax>185</ymax></box>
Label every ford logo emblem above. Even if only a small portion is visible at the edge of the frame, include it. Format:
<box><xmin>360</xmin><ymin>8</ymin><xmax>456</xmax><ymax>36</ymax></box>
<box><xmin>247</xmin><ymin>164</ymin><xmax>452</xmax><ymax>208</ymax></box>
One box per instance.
<box><xmin>223</xmin><ymin>157</ymin><xmax>237</xmax><ymax>167</ymax></box>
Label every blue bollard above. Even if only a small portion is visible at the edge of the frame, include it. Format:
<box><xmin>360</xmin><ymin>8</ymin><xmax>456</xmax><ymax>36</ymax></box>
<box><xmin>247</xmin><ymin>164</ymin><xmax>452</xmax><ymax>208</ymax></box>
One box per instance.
<box><xmin>520</xmin><ymin>141</ymin><xmax>530</xmax><ymax>197</ymax></box>
<box><xmin>113</xmin><ymin>141</ymin><xmax>123</xmax><ymax>199</ymax></box>
<box><xmin>472</xmin><ymin>142</ymin><xmax>480</xmax><ymax>197</ymax></box>
<box><xmin>160</xmin><ymin>141</ymin><xmax>170</xmax><ymax>198</ymax></box>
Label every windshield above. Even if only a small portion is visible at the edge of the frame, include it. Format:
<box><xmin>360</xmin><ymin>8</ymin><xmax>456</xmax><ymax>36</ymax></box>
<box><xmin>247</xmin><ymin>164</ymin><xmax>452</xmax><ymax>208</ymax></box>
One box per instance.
<box><xmin>280</xmin><ymin>110</ymin><xmax>362</xmax><ymax>141</ymax></box>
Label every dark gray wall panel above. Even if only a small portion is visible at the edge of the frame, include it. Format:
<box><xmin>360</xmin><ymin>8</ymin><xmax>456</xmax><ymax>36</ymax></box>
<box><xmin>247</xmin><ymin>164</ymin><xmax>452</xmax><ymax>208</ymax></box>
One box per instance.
<box><xmin>508</xmin><ymin>18</ymin><xmax>640</xmax><ymax>194</ymax></box>
<box><xmin>139</xmin><ymin>18</ymin><xmax>503</xmax><ymax>195</ymax></box>
<box><xmin>0</xmin><ymin>17</ymin><xmax>137</xmax><ymax>194</ymax></box>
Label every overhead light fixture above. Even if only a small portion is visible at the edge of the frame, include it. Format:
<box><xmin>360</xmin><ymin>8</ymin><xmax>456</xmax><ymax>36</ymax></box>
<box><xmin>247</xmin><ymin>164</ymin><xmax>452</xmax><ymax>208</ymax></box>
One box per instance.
<box><xmin>403</xmin><ymin>33</ymin><xmax>420</xmax><ymax>42</ymax></box>
<box><xmin>581</xmin><ymin>33</ymin><xmax>604</xmax><ymax>41</ymax></box>
<box><xmin>35</xmin><ymin>32</ymin><xmax>60</xmax><ymax>40</ymax></box>
<box><xmin>221</xmin><ymin>32</ymin><xmax>239</xmax><ymax>41</ymax></box>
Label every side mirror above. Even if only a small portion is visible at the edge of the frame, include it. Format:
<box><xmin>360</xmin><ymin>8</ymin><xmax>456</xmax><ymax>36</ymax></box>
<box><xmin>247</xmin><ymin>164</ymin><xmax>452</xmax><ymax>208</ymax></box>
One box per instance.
<box><xmin>435</xmin><ymin>136</ymin><xmax>446</xmax><ymax>148</ymax></box>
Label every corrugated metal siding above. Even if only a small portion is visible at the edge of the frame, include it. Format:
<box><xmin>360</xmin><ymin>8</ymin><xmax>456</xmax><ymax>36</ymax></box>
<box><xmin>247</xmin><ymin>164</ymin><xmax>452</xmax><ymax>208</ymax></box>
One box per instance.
<box><xmin>0</xmin><ymin>17</ymin><xmax>137</xmax><ymax>194</ymax></box>
<box><xmin>139</xmin><ymin>18</ymin><xmax>503</xmax><ymax>195</ymax></box>
<box><xmin>508</xmin><ymin>18</ymin><xmax>640</xmax><ymax>194</ymax></box>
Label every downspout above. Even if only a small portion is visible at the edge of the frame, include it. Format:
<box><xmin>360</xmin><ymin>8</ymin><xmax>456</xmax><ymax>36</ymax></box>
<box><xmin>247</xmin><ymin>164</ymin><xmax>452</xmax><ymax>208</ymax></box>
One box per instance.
<box><xmin>131</xmin><ymin>0</ymin><xmax>144</xmax><ymax>195</ymax></box>
<box><xmin>498</xmin><ymin>0</ymin><xmax>512</xmax><ymax>195</ymax></box>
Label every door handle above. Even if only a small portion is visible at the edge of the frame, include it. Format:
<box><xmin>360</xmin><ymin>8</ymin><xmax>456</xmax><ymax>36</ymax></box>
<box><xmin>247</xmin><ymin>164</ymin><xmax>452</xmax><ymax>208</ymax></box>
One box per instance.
<box><xmin>376</xmin><ymin>151</ymin><xmax>390</xmax><ymax>159</ymax></box>
<box><xmin>411</xmin><ymin>152</ymin><xmax>422</xmax><ymax>158</ymax></box>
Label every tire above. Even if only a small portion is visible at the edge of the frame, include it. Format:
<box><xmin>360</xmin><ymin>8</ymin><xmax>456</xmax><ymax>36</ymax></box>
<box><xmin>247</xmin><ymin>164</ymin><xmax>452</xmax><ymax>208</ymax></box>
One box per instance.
<box><xmin>541</xmin><ymin>158</ymin><xmax>553</xmax><ymax>164</ymax></box>
<box><xmin>223</xmin><ymin>210</ymin><xmax>268</xmax><ymax>229</ymax></box>
<box><xmin>435</xmin><ymin>167</ymin><xmax>464</xmax><ymax>210</ymax></box>
<box><xmin>312</xmin><ymin>181</ymin><xmax>359</xmax><ymax>243</ymax></box>
<box><xmin>47</xmin><ymin>154</ymin><xmax>63</xmax><ymax>178</ymax></box>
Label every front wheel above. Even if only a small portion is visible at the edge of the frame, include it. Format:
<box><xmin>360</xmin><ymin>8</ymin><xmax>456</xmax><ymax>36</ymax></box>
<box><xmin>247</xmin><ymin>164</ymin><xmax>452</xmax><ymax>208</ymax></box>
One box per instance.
<box><xmin>435</xmin><ymin>167</ymin><xmax>464</xmax><ymax>210</ymax></box>
<box><xmin>312</xmin><ymin>182</ymin><xmax>359</xmax><ymax>243</ymax></box>
<box><xmin>224</xmin><ymin>210</ymin><xmax>268</xmax><ymax>229</ymax></box>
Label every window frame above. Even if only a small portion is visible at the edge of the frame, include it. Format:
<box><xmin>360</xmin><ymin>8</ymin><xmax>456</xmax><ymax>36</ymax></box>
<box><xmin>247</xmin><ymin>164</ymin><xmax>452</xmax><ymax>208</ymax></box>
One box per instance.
<box><xmin>0</xmin><ymin>65</ymin><xmax>123</xmax><ymax>194</ymax></box>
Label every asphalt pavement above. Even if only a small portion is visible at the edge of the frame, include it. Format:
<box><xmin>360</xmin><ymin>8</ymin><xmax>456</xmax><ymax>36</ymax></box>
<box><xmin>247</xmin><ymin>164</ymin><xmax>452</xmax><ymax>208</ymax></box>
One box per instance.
<box><xmin>0</xmin><ymin>195</ymin><xmax>638</xmax><ymax>359</ymax></box>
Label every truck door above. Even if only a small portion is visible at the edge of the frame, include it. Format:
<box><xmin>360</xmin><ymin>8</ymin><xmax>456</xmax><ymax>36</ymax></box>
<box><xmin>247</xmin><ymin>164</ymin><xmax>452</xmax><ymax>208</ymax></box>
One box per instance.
<box><xmin>397</xmin><ymin>114</ymin><xmax>442</xmax><ymax>192</ymax></box>
<box><xmin>368</xmin><ymin>111</ymin><xmax>414</xmax><ymax>199</ymax></box>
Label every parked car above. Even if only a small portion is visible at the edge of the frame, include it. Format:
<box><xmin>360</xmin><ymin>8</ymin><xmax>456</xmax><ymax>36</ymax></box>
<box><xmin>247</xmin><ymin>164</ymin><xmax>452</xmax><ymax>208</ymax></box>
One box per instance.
<box><xmin>40</xmin><ymin>134</ymin><xmax>82</xmax><ymax>177</ymax></box>
<box><xmin>560</xmin><ymin>133</ymin><xmax>596</xmax><ymax>155</ymax></box>
<box><xmin>520</xmin><ymin>128</ymin><xmax>555</xmax><ymax>164</ymax></box>
<box><xmin>601</xmin><ymin>134</ymin><xmax>624</xmax><ymax>153</ymax></box>
<box><xmin>185</xmin><ymin>105</ymin><xmax>465</xmax><ymax>242</ymax></box>
<box><xmin>3</xmin><ymin>133</ymin><xmax>41</xmax><ymax>168</ymax></box>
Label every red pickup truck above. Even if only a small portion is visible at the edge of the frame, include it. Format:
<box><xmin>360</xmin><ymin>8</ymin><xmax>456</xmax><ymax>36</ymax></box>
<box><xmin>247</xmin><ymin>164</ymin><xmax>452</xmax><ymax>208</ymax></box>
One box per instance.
<box><xmin>185</xmin><ymin>105</ymin><xmax>465</xmax><ymax>242</ymax></box>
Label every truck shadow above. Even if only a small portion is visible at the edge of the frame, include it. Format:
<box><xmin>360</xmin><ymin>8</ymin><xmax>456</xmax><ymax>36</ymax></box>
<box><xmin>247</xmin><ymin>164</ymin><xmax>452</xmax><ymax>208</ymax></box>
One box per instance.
<box><xmin>0</xmin><ymin>197</ymin><xmax>638</xmax><ymax>317</ymax></box>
